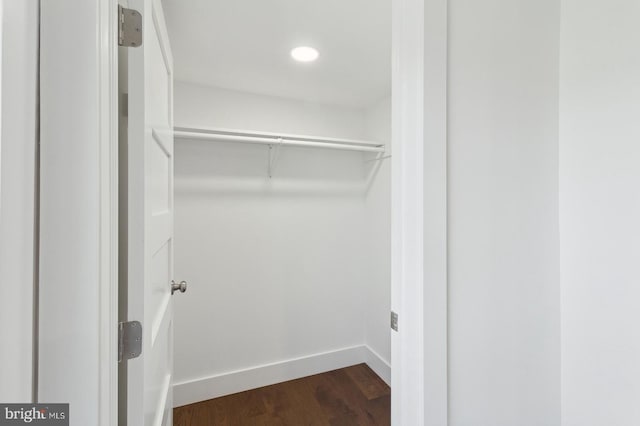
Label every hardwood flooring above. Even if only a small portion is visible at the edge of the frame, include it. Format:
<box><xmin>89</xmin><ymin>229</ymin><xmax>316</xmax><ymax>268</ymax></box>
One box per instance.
<box><xmin>173</xmin><ymin>364</ymin><xmax>391</xmax><ymax>426</ymax></box>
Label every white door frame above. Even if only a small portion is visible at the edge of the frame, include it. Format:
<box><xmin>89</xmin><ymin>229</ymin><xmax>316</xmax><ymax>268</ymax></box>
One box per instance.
<box><xmin>391</xmin><ymin>0</ymin><xmax>448</xmax><ymax>425</ymax></box>
<box><xmin>38</xmin><ymin>0</ymin><xmax>119</xmax><ymax>424</ymax></box>
<box><xmin>38</xmin><ymin>0</ymin><xmax>448</xmax><ymax>425</ymax></box>
<box><xmin>0</xmin><ymin>0</ymin><xmax>39</xmax><ymax>403</ymax></box>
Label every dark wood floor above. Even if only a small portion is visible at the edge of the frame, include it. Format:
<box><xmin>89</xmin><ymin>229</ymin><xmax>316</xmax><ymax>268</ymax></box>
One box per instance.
<box><xmin>174</xmin><ymin>363</ymin><xmax>390</xmax><ymax>426</ymax></box>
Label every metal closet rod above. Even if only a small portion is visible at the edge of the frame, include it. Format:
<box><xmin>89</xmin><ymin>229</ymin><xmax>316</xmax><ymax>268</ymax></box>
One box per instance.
<box><xmin>173</xmin><ymin>127</ymin><xmax>386</xmax><ymax>153</ymax></box>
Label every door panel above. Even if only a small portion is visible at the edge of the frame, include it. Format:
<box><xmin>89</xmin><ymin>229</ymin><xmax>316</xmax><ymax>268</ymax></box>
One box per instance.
<box><xmin>126</xmin><ymin>0</ymin><xmax>175</xmax><ymax>425</ymax></box>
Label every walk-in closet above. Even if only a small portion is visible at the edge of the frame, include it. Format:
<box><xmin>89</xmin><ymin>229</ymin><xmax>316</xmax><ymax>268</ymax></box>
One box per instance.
<box><xmin>162</xmin><ymin>0</ymin><xmax>392</xmax><ymax>423</ymax></box>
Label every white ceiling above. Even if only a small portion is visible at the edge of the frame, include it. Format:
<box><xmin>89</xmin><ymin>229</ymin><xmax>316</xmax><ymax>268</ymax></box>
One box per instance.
<box><xmin>162</xmin><ymin>0</ymin><xmax>391</xmax><ymax>108</ymax></box>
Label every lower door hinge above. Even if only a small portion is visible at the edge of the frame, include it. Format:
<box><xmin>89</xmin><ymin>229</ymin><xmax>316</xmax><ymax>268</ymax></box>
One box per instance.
<box><xmin>119</xmin><ymin>321</ymin><xmax>142</xmax><ymax>362</ymax></box>
<box><xmin>118</xmin><ymin>5</ymin><xmax>143</xmax><ymax>47</ymax></box>
<box><xmin>391</xmin><ymin>311</ymin><xmax>398</xmax><ymax>332</ymax></box>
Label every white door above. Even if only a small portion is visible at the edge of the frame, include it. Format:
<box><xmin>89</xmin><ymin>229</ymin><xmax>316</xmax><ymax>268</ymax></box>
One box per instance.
<box><xmin>125</xmin><ymin>0</ymin><xmax>176</xmax><ymax>425</ymax></box>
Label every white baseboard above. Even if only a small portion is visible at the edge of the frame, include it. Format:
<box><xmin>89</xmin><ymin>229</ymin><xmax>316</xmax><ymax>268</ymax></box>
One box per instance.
<box><xmin>173</xmin><ymin>344</ymin><xmax>391</xmax><ymax>407</ymax></box>
<box><xmin>364</xmin><ymin>346</ymin><xmax>391</xmax><ymax>386</ymax></box>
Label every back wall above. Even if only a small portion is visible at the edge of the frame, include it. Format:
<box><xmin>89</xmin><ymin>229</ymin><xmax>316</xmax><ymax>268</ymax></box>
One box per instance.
<box><xmin>172</xmin><ymin>82</ymin><xmax>390</xmax><ymax>406</ymax></box>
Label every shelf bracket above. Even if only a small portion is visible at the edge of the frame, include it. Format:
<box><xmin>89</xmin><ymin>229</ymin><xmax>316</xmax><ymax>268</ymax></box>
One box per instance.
<box><xmin>267</xmin><ymin>138</ymin><xmax>283</xmax><ymax>178</ymax></box>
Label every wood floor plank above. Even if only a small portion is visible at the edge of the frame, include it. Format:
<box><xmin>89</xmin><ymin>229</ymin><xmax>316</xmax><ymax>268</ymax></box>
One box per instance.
<box><xmin>283</xmin><ymin>377</ymin><xmax>332</xmax><ymax>425</ymax></box>
<box><xmin>343</xmin><ymin>364</ymin><xmax>390</xmax><ymax>401</ymax></box>
<box><xmin>312</xmin><ymin>377</ymin><xmax>359</xmax><ymax>422</ymax></box>
<box><xmin>322</xmin><ymin>368</ymin><xmax>388</xmax><ymax>426</ymax></box>
<box><xmin>173</xmin><ymin>405</ymin><xmax>192</xmax><ymax>426</ymax></box>
<box><xmin>173</xmin><ymin>365</ymin><xmax>390</xmax><ymax>426</ymax></box>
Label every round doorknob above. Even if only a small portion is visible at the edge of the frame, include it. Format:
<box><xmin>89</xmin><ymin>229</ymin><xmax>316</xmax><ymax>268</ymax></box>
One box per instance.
<box><xmin>171</xmin><ymin>280</ymin><xmax>187</xmax><ymax>295</ymax></box>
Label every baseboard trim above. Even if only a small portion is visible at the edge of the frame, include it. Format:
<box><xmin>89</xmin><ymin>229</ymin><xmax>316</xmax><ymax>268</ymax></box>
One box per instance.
<box><xmin>173</xmin><ymin>345</ymin><xmax>391</xmax><ymax>407</ymax></box>
<box><xmin>364</xmin><ymin>345</ymin><xmax>391</xmax><ymax>386</ymax></box>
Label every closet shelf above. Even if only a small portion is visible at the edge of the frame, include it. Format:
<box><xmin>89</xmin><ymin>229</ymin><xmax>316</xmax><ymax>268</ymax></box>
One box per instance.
<box><xmin>173</xmin><ymin>126</ymin><xmax>386</xmax><ymax>153</ymax></box>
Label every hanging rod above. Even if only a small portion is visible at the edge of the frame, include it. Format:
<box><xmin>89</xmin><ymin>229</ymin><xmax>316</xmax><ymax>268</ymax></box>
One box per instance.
<box><xmin>174</xmin><ymin>126</ymin><xmax>386</xmax><ymax>153</ymax></box>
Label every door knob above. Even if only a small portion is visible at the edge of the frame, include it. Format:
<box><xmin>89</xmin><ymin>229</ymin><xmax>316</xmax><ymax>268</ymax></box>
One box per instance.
<box><xmin>171</xmin><ymin>280</ymin><xmax>187</xmax><ymax>295</ymax></box>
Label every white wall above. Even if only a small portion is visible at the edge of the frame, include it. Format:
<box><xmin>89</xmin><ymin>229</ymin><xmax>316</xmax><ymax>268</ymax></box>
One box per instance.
<box><xmin>447</xmin><ymin>0</ymin><xmax>560</xmax><ymax>425</ymax></box>
<box><xmin>560</xmin><ymin>1</ymin><xmax>640</xmax><ymax>425</ymax></box>
<box><xmin>0</xmin><ymin>0</ymin><xmax>38</xmax><ymax>403</ymax></box>
<box><xmin>172</xmin><ymin>82</ymin><xmax>391</xmax><ymax>405</ymax></box>
<box><xmin>363</xmin><ymin>97</ymin><xmax>391</xmax><ymax>373</ymax></box>
<box><xmin>174</xmin><ymin>82</ymin><xmax>367</xmax><ymax>139</ymax></box>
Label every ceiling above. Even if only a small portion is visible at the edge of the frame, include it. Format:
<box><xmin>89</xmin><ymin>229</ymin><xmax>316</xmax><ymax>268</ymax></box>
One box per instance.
<box><xmin>162</xmin><ymin>0</ymin><xmax>391</xmax><ymax>108</ymax></box>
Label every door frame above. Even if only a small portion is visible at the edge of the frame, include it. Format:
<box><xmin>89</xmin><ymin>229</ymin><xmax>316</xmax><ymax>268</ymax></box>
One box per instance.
<box><xmin>38</xmin><ymin>0</ymin><xmax>448</xmax><ymax>425</ymax></box>
<box><xmin>38</xmin><ymin>0</ymin><xmax>119</xmax><ymax>424</ymax></box>
<box><xmin>0</xmin><ymin>0</ymin><xmax>39</xmax><ymax>404</ymax></box>
<box><xmin>391</xmin><ymin>0</ymin><xmax>448</xmax><ymax>424</ymax></box>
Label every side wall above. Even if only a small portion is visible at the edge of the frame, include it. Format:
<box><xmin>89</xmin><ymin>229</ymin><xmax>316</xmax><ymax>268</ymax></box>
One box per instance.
<box><xmin>172</xmin><ymin>82</ymin><xmax>391</xmax><ymax>406</ymax></box>
<box><xmin>0</xmin><ymin>0</ymin><xmax>38</xmax><ymax>403</ymax></box>
<box><xmin>560</xmin><ymin>1</ymin><xmax>640</xmax><ymax>425</ymax></box>
<box><xmin>447</xmin><ymin>0</ymin><xmax>560</xmax><ymax>425</ymax></box>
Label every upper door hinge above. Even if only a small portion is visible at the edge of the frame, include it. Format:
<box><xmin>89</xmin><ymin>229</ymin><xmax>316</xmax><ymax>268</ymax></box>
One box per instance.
<box><xmin>118</xmin><ymin>5</ymin><xmax>143</xmax><ymax>47</ymax></box>
<box><xmin>118</xmin><ymin>320</ymin><xmax>142</xmax><ymax>362</ymax></box>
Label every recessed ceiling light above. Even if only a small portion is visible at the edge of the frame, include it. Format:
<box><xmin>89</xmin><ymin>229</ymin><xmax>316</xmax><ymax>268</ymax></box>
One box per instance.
<box><xmin>290</xmin><ymin>46</ymin><xmax>319</xmax><ymax>63</ymax></box>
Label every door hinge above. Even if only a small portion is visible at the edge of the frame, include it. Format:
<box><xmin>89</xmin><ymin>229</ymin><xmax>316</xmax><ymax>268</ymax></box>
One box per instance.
<box><xmin>121</xmin><ymin>93</ymin><xmax>128</xmax><ymax>118</ymax></box>
<box><xmin>118</xmin><ymin>321</ymin><xmax>142</xmax><ymax>362</ymax></box>
<box><xmin>391</xmin><ymin>311</ymin><xmax>398</xmax><ymax>332</ymax></box>
<box><xmin>118</xmin><ymin>5</ymin><xmax>143</xmax><ymax>47</ymax></box>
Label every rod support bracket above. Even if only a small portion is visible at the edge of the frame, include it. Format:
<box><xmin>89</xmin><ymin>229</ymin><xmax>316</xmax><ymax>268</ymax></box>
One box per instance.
<box><xmin>267</xmin><ymin>139</ymin><xmax>283</xmax><ymax>178</ymax></box>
